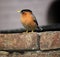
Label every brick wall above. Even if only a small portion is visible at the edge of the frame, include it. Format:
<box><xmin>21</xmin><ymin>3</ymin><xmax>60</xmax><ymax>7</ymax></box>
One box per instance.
<box><xmin>0</xmin><ymin>31</ymin><xmax>60</xmax><ymax>57</ymax></box>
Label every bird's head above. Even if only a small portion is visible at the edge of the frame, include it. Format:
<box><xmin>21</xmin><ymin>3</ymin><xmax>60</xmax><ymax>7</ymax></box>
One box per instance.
<box><xmin>17</xmin><ymin>9</ymin><xmax>32</xmax><ymax>15</ymax></box>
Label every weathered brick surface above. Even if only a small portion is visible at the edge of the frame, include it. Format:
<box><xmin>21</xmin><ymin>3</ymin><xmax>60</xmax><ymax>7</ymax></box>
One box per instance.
<box><xmin>10</xmin><ymin>51</ymin><xmax>60</xmax><ymax>57</ymax></box>
<box><xmin>0</xmin><ymin>51</ymin><xmax>60</xmax><ymax>57</ymax></box>
<box><xmin>0</xmin><ymin>32</ymin><xmax>38</xmax><ymax>50</ymax></box>
<box><xmin>0</xmin><ymin>31</ymin><xmax>60</xmax><ymax>57</ymax></box>
<box><xmin>0</xmin><ymin>51</ymin><xmax>9</xmax><ymax>57</ymax></box>
<box><xmin>40</xmin><ymin>31</ymin><xmax>60</xmax><ymax>50</ymax></box>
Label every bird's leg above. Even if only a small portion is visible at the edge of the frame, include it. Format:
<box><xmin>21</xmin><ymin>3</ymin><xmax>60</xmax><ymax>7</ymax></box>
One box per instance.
<box><xmin>26</xmin><ymin>30</ymin><xmax>28</xmax><ymax>33</ymax></box>
<box><xmin>32</xmin><ymin>30</ymin><xmax>34</xmax><ymax>32</ymax></box>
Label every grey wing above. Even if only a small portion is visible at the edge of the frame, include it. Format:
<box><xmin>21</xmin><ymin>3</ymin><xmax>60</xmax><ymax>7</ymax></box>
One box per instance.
<box><xmin>32</xmin><ymin>14</ymin><xmax>38</xmax><ymax>26</ymax></box>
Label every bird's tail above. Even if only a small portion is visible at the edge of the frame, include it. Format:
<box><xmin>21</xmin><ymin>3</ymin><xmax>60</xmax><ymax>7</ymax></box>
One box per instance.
<box><xmin>37</xmin><ymin>25</ymin><xmax>43</xmax><ymax>31</ymax></box>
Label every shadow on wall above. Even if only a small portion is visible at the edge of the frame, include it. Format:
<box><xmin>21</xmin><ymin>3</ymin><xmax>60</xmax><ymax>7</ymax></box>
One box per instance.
<box><xmin>47</xmin><ymin>0</ymin><xmax>60</xmax><ymax>25</ymax></box>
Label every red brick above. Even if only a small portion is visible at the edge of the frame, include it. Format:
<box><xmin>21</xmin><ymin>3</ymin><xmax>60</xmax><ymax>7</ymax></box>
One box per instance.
<box><xmin>0</xmin><ymin>32</ymin><xmax>38</xmax><ymax>50</ymax></box>
<box><xmin>0</xmin><ymin>51</ymin><xmax>9</xmax><ymax>57</ymax></box>
<box><xmin>7</xmin><ymin>51</ymin><xmax>60</xmax><ymax>57</ymax></box>
<box><xmin>40</xmin><ymin>31</ymin><xmax>60</xmax><ymax>50</ymax></box>
<box><xmin>0</xmin><ymin>51</ymin><xmax>60</xmax><ymax>57</ymax></box>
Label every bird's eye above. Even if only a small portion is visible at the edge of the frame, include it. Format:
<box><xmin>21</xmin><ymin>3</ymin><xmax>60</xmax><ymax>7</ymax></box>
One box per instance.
<box><xmin>22</xmin><ymin>12</ymin><xmax>27</xmax><ymax>15</ymax></box>
<box><xmin>22</xmin><ymin>11</ymin><xmax>25</xmax><ymax>14</ymax></box>
<box><xmin>24</xmin><ymin>12</ymin><xmax>27</xmax><ymax>15</ymax></box>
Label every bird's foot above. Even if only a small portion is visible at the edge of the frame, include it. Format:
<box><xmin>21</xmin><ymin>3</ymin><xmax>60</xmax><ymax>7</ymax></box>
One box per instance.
<box><xmin>31</xmin><ymin>30</ymin><xmax>34</xmax><ymax>33</ymax></box>
<box><xmin>26</xmin><ymin>30</ymin><xmax>28</xmax><ymax>33</ymax></box>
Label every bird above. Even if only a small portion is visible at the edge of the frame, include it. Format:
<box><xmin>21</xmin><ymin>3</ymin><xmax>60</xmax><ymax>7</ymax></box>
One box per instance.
<box><xmin>17</xmin><ymin>9</ymin><xmax>40</xmax><ymax>32</ymax></box>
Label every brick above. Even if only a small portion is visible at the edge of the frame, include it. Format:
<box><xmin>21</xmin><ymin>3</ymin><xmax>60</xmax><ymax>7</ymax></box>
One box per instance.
<box><xmin>0</xmin><ymin>32</ymin><xmax>38</xmax><ymax>50</ymax></box>
<box><xmin>40</xmin><ymin>31</ymin><xmax>60</xmax><ymax>50</ymax></box>
<box><xmin>4</xmin><ymin>51</ymin><xmax>60</xmax><ymax>57</ymax></box>
<box><xmin>0</xmin><ymin>51</ymin><xmax>9</xmax><ymax>57</ymax></box>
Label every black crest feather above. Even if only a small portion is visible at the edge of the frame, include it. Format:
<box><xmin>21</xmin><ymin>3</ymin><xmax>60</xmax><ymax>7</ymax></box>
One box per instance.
<box><xmin>21</xmin><ymin>9</ymin><xmax>32</xmax><ymax>13</ymax></box>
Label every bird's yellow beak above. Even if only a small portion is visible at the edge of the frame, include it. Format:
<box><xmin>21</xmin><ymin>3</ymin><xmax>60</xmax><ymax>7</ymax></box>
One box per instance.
<box><xmin>17</xmin><ymin>10</ymin><xmax>21</xmax><ymax>13</ymax></box>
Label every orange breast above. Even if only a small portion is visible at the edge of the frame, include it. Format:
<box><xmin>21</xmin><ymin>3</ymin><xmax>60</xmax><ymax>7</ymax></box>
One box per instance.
<box><xmin>20</xmin><ymin>13</ymin><xmax>37</xmax><ymax>30</ymax></box>
<box><xmin>21</xmin><ymin>14</ymin><xmax>34</xmax><ymax>25</ymax></box>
